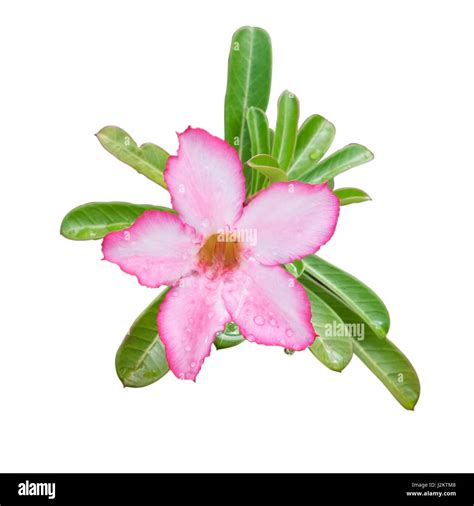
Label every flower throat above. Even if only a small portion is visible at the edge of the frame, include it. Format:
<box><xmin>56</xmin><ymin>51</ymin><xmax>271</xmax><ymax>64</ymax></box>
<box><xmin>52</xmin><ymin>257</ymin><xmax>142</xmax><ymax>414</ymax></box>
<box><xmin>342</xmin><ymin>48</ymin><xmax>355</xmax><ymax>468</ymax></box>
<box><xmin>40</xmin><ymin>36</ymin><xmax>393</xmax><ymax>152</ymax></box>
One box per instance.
<box><xmin>198</xmin><ymin>233</ymin><xmax>240</xmax><ymax>270</ymax></box>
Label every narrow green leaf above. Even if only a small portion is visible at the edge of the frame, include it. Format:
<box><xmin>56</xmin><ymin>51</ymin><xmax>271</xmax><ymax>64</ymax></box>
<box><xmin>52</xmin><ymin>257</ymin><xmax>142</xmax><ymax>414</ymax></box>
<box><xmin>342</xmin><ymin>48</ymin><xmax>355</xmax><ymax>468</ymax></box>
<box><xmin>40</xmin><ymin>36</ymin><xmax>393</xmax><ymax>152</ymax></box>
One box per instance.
<box><xmin>306</xmin><ymin>289</ymin><xmax>353</xmax><ymax>372</ymax></box>
<box><xmin>60</xmin><ymin>202</ymin><xmax>175</xmax><ymax>240</ymax></box>
<box><xmin>302</xmin><ymin>255</ymin><xmax>390</xmax><ymax>339</ymax></box>
<box><xmin>284</xmin><ymin>259</ymin><xmax>305</xmax><ymax>278</ymax></box>
<box><xmin>300</xmin><ymin>143</ymin><xmax>374</xmax><ymax>184</ymax></box>
<box><xmin>288</xmin><ymin>114</ymin><xmax>335</xmax><ymax>178</ymax></box>
<box><xmin>116</xmin><ymin>290</ymin><xmax>170</xmax><ymax>388</ymax></box>
<box><xmin>96</xmin><ymin>126</ymin><xmax>168</xmax><ymax>188</ymax></box>
<box><xmin>224</xmin><ymin>26</ymin><xmax>272</xmax><ymax>169</ymax></box>
<box><xmin>247</xmin><ymin>107</ymin><xmax>271</xmax><ymax>194</ymax></box>
<box><xmin>247</xmin><ymin>154</ymin><xmax>288</xmax><ymax>183</ymax></box>
<box><xmin>301</xmin><ymin>275</ymin><xmax>419</xmax><ymax>410</ymax></box>
<box><xmin>214</xmin><ymin>322</ymin><xmax>245</xmax><ymax>350</ymax></box>
<box><xmin>327</xmin><ymin>178</ymin><xmax>335</xmax><ymax>190</ymax></box>
<box><xmin>247</xmin><ymin>107</ymin><xmax>271</xmax><ymax>156</ymax></box>
<box><xmin>334</xmin><ymin>187</ymin><xmax>372</xmax><ymax>206</ymax></box>
<box><xmin>272</xmin><ymin>90</ymin><xmax>300</xmax><ymax>170</ymax></box>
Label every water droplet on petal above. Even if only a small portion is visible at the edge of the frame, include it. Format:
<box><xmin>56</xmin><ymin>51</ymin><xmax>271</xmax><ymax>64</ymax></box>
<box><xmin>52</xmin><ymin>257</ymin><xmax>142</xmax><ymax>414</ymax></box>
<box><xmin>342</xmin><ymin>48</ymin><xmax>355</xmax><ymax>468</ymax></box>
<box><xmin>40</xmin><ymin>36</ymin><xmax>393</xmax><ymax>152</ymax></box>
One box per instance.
<box><xmin>202</xmin><ymin>219</ymin><xmax>210</xmax><ymax>228</ymax></box>
<box><xmin>185</xmin><ymin>345</ymin><xmax>192</xmax><ymax>352</ymax></box>
<box><xmin>205</xmin><ymin>269</ymin><xmax>217</xmax><ymax>280</ymax></box>
<box><xmin>185</xmin><ymin>327</ymin><xmax>192</xmax><ymax>333</ymax></box>
<box><xmin>247</xmin><ymin>334</ymin><xmax>256</xmax><ymax>342</ymax></box>
<box><xmin>172</xmin><ymin>291</ymin><xmax>179</xmax><ymax>297</ymax></box>
<box><xmin>254</xmin><ymin>315</ymin><xmax>265</xmax><ymax>326</ymax></box>
<box><xmin>191</xmin><ymin>361</ymin><xmax>196</xmax><ymax>368</ymax></box>
<box><xmin>285</xmin><ymin>328</ymin><xmax>294</xmax><ymax>338</ymax></box>
<box><xmin>269</xmin><ymin>319</ymin><xmax>277</xmax><ymax>327</ymax></box>
<box><xmin>179</xmin><ymin>372</ymin><xmax>185</xmax><ymax>379</ymax></box>
<box><xmin>207</xmin><ymin>311</ymin><xmax>215</xmax><ymax>319</ymax></box>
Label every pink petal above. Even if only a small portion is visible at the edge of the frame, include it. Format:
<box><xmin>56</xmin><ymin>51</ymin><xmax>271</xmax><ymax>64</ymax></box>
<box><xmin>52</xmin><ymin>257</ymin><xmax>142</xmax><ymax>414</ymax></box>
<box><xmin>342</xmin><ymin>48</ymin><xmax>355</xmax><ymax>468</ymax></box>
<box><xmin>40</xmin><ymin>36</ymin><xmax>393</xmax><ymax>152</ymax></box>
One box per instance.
<box><xmin>236</xmin><ymin>181</ymin><xmax>340</xmax><ymax>265</ymax></box>
<box><xmin>157</xmin><ymin>273</ymin><xmax>231</xmax><ymax>381</ymax></box>
<box><xmin>164</xmin><ymin>127</ymin><xmax>246</xmax><ymax>236</ymax></box>
<box><xmin>222</xmin><ymin>259</ymin><xmax>316</xmax><ymax>350</ymax></box>
<box><xmin>102</xmin><ymin>210</ymin><xmax>201</xmax><ymax>288</ymax></box>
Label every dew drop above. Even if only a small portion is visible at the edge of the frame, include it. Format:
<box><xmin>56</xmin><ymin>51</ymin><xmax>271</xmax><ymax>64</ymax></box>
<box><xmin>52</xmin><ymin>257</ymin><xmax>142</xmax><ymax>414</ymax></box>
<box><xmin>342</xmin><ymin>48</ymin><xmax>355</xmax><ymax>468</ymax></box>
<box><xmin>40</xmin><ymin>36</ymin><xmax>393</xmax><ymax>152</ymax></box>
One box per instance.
<box><xmin>179</xmin><ymin>372</ymin><xmax>185</xmax><ymax>379</ymax></box>
<box><xmin>310</xmin><ymin>150</ymin><xmax>321</xmax><ymax>161</ymax></box>
<box><xmin>285</xmin><ymin>328</ymin><xmax>294</xmax><ymax>338</ymax></box>
<box><xmin>185</xmin><ymin>345</ymin><xmax>192</xmax><ymax>352</ymax></box>
<box><xmin>205</xmin><ymin>269</ymin><xmax>217</xmax><ymax>280</ymax></box>
<box><xmin>247</xmin><ymin>334</ymin><xmax>256</xmax><ymax>342</ymax></box>
<box><xmin>191</xmin><ymin>361</ymin><xmax>196</xmax><ymax>368</ymax></box>
<box><xmin>254</xmin><ymin>315</ymin><xmax>265</xmax><ymax>326</ymax></box>
<box><xmin>185</xmin><ymin>327</ymin><xmax>192</xmax><ymax>333</ymax></box>
<box><xmin>269</xmin><ymin>319</ymin><xmax>277</xmax><ymax>327</ymax></box>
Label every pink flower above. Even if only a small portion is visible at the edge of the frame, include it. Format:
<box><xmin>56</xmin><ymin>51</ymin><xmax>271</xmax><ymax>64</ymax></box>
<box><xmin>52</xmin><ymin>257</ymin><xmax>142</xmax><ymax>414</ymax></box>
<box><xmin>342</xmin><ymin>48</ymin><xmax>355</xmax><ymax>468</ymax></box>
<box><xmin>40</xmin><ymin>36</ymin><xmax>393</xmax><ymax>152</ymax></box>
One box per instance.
<box><xmin>103</xmin><ymin>127</ymin><xmax>340</xmax><ymax>380</ymax></box>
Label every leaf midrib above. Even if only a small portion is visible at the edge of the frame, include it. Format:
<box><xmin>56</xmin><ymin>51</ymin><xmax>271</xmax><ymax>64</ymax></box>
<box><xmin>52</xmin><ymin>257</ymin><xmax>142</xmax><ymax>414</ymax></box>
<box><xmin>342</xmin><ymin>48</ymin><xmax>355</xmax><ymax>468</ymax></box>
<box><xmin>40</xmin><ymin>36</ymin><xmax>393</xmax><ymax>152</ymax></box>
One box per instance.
<box><xmin>237</xmin><ymin>28</ymin><xmax>255</xmax><ymax>159</ymax></box>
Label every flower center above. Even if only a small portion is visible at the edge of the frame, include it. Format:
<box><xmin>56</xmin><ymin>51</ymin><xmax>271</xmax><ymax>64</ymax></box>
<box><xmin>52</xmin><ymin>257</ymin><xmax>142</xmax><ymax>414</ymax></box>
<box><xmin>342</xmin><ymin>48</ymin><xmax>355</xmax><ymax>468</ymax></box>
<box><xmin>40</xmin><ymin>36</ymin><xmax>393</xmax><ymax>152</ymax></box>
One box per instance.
<box><xmin>198</xmin><ymin>233</ymin><xmax>240</xmax><ymax>271</ymax></box>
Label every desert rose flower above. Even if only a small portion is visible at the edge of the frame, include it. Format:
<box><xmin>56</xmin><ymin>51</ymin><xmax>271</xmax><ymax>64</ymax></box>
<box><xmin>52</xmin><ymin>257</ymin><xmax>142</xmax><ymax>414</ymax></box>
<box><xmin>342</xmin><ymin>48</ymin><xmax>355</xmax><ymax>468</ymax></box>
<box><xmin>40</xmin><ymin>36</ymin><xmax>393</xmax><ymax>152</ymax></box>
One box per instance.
<box><xmin>102</xmin><ymin>127</ymin><xmax>340</xmax><ymax>380</ymax></box>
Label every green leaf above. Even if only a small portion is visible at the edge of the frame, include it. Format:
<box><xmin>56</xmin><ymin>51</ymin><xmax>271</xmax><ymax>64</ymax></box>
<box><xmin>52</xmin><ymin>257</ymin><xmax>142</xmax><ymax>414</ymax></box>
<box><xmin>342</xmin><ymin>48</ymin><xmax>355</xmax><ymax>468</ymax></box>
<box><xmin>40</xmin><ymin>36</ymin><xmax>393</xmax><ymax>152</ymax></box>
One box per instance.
<box><xmin>288</xmin><ymin>114</ymin><xmax>335</xmax><ymax>178</ymax></box>
<box><xmin>327</xmin><ymin>178</ymin><xmax>335</xmax><ymax>190</ymax></box>
<box><xmin>334</xmin><ymin>187</ymin><xmax>372</xmax><ymax>206</ymax></box>
<box><xmin>284</xmin><ymin>259</ymin><xmax>305</xmax><ymax>278</ymax></box>
<box><xmin>116</xmin><ymin>290</ymin><xmax>170</xmax><ymax>388</ymax></box>
<box><xmin>300</xmin><ymin>143</ymin><xmax>374</xmax><ymax>184</ymax></box>
<box><xmin>247</xmin><ymin>107</ymin><xmax>271</xmax><ymax>156</ymax></box>
<box><xmin>60</xmin><ymin>202</ymin><xmax>175</xmax><ymax>240</ymax></box>
<box><xmin>214</xmin><ymin>322</ymin><xmax>245</xmax><ymax>350</ymax></box>
<box><xmin>306</xmin><ymin>289</ymin><xmax>353</xmax><ymax>372</ymax></box>
<box><xmin>272</xmin><ymin>90</ymin><xmax>300</xmax><ymax>170</ymax></box>
<box><xmin>224</xmin><ymin>26</ymin><xmax>272</xmax><ymax>170</ymax></box>
<box><xmin>302</xmin><ymin>255</ymin><xmax>390</xmax><ymax>339</ymax></box>
<box><xmin>247</xmin><ymin>154</ymin><xmax>288</xmax><ymax>183</ymax></box>
<box><xmin>247</xmin><ymin>107</ymin><xmax>271</xmax><ymax>194</ymax></box>
<box><xmin>301</xmin><ymin>275</ymin><xmax>419</xmax><ymax>410</ymax></box>
<box><xmin>96</xmin><ymin>126</ymin><xmax>168</xmax><ymax>188</ymax></box>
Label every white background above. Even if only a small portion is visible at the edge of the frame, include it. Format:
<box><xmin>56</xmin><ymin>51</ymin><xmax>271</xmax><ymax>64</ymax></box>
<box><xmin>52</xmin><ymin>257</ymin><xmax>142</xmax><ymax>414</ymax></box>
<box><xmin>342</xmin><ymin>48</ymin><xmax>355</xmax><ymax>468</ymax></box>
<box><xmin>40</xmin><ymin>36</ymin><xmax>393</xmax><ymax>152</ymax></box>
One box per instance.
<box><xmin>1</xmin><ymin>0</ymin><xmax>473</xmax><ymax>472</ymax></box>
